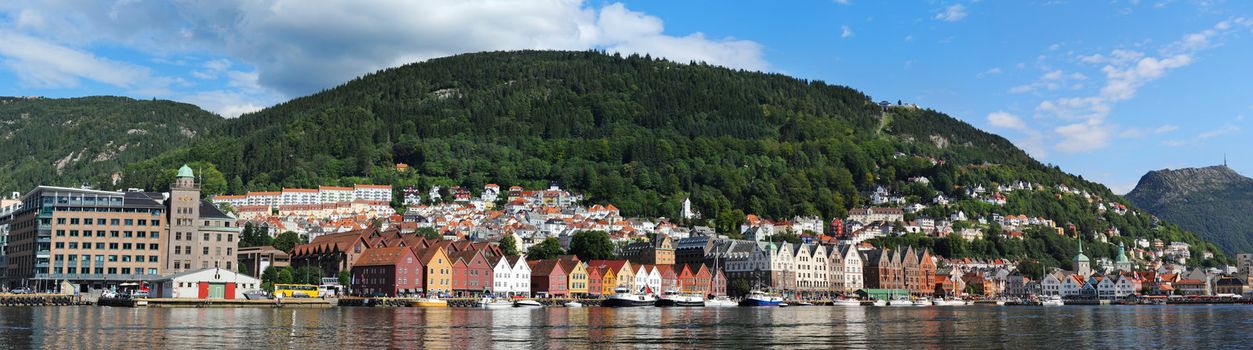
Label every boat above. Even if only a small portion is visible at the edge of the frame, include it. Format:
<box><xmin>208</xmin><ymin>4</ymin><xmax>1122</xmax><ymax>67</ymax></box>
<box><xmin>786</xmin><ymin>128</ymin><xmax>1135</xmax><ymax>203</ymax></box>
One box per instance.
<box><xmin>655</xmin><ymin>290</ymin><xmax>705</xmax><ymax>307</ymax></box>
<box><xmin>479</xmin><ymin>297</ymin><xmax>513</xmax><ymax>309</ymax></box>
<box><xmin>513</xmin><ymin>299</ymin><xmax>544</xmax><ymax>308</ymax></box>
<box><xmin>565</xmin><ymin>301</ymin><xmax>584</xmax><ymax>308</ymax></box>
<box><xmin>912</xmin><ymin>298</ymin><xmax>931</xmax><ymax>306</ymax></box>
<box><xmin>833</xmin><ymin>298</ymin><xmax>863</xmax><ymax>307</ymax></box>
<box><xmin>778</xmin><ymin>302</ymin><xmax>790</xmax><ymax>307</ymax></box>
<box><xmin>932</xmin><ymin>298</ymin><xmax>967</xmax><ymax>306</ymax></box>
<box><xmin>705</xmin><ymin>296</ymin><xmax>738</xmax><ymax>307</ymax></box>
<box><xmin>887</xmin><ymin>296</ymin><xmax>914</xmax><ymax>307</ymax></box>
<box><xmin>1041</xmin><ymin>295</ymin><xmax>1064</xmax><ymax>306</ymax></box>
<box><xmin>870</xmin><ymin>299</ymin><xmax>887</xmax><ymax>307</ymax></box>
<box><xmin>243</xmin><ymin>290</ymin><xmax>270</xmax><ymax>300</ymax></box>
<box><xmin>412</xmin><ymin>296</ymin><xmax>448</xmax><ymax>307</ymax></box>
<box><xmin>738</xmin><ymin>290</ymin><xmax>783</xmax><ymax>307</ymax></box>
<box><xmin>603</xmin><ymin>287</ymin><xmax>656</xmax><ymax>307</ymax></box>
<box><xmin>795</xmin><ymin>301</ymin><xmax>813</xmax><ymax>306</ymax></box>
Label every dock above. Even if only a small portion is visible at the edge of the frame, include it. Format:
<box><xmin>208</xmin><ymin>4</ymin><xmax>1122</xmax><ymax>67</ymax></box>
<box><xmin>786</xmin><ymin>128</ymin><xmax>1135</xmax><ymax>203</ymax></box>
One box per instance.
<box><xmin>97</xmin><ymin>297</ymin><xmax>333</xmax><ymax>308</ymax></box>
<box><xmin>0</xmin><ymin>294</ymin><xmax>83</xmax><ymax>306</ymax></box>
<box><xmin>338</xmin><ymin>297</ymin><xmax>605</xmax><ymax>308</ymax></box>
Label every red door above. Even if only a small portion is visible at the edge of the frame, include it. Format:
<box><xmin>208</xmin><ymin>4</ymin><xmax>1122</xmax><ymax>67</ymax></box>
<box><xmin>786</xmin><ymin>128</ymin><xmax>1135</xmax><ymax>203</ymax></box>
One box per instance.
<box><xmin>224</xmin><ymin>283</ymin><xmax>236</xmax><ymax>300</ymax></box>
<box><xmin>197</xmin><ymin>282</ymin><xmax>209</xmax><ymax>299</ymax></box>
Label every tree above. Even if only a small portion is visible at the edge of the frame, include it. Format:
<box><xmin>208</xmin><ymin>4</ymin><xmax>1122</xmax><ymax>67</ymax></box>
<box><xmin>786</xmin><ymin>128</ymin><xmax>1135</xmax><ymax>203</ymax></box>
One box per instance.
<box><xmin>338</xmin><ymin>270</ymin><xmax>350</xmax><ymax>288</ymax></box>
<box><xmin>498</xmin><ymin>235</ymin><xmax>519</xmax><ymax>256</ymax></box>
<box><xmin>240</xmin><ymin>222</ymin><xmax>274</xmax><ymax>248</ymax></box>
<box><xmin>273</xmin><ymin>231</ymin><xmax>304</xmax><ymax>253</ymax></box>
<box><xmin>569</xmin><ymin>230</ymin><xmax>616</xmax><ymax>261</ymax></box>
<box><xmin>526</xmin><ymin>237</ymin><xmax>565</xmax><ymax>260</ymax></box>
<box><xmin>418</xmin><ymin>227</ymin><xmax>442</xmax><ymax>241</ymax></box>
<box><xmin>729</xmin><ymin>279</ymin><xmax>752</xmax><ymax>297</ymax></box>
<box><xmin>764</xmin><ymin>232</ymin><xmax>802</xmax><ymax>245</ymax></box>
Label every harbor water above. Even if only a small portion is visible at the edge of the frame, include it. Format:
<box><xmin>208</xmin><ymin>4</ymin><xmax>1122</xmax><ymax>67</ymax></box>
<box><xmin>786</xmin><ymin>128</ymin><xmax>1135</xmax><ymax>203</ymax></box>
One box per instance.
<box><xmin>1</xmin><ymin>305</ymin><xmax>1250</xmax><ymax>349</ymax></box>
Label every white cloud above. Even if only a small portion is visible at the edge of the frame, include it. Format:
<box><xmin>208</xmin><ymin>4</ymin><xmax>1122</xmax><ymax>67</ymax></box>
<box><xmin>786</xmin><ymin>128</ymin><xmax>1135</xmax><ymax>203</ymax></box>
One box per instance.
<box><xmin>987</xmin><ymin>111</ymin><xmax>1027</xmax><ymax>130</ymax></box>
<box><xmin>1199</xmin><ymin>124</ymin><xmax>1240</xmax><ymax>138</ymax></box>
<box><xmin>977</xmin><ymin>67</ymin><xmax>1001</xmax><ymax>78</ymax></box>
<box><xmin>0</xmin><ymin>0</ymin><xmax>769</xmax><ymax>115</ymax></box>
<box><xmin>1009</xmin><ymin>69</ymin><xmax>1087</xmax><ymax>93</ymax></box>
<box><xmin>934</xmin><ymin>4</ymin><xmax>967</xmax><ymax>22</ymax></box>
<box><xmin>834</xmin><ymin>0</ymin><xmax>850</xmax><ymax>4</ymax></box>
<box><xmin>841</xmin><ymin>25</ymin><xmax>854</xmax><ymax>38</ymax></box>
<box><xmin>0</xmin><ymin>30</ymin><xmax>170</xmax><ymax>92</ymax></box>
<box><xmin>1154</xmin><ymin>124</ymin><xmax>1178</xmax><ymax>133</ymax></box>
<box><xmin>1055</xmin><ymin>120</ymin><xmax>1111</xmax><ymax>153</ymax></box>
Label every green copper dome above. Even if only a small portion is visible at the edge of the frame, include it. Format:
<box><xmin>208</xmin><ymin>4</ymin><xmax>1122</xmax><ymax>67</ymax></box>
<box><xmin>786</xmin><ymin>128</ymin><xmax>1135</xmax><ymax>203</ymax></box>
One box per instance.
<box><xmin>1115</xmin><ymin>242</ymin><xmax>1129</xmax><ymax>263</ymax></box>
<box><xmin>177</xmin><ymin>164</ymin><xmax>194</xmax><ymax>178</ymax></box>
<box><xmin>1074</xmin><ymin>241</ymin><xmax>1090</xmax><ymax>262</ymax></box>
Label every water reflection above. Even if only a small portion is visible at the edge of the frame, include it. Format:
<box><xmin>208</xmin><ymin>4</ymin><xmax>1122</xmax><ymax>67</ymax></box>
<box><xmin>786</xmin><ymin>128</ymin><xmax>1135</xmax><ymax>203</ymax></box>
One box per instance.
<box><xmin>0</xmin><ymin>305</ymin><xmax>1249</xmax><ymax>349</ymax></box>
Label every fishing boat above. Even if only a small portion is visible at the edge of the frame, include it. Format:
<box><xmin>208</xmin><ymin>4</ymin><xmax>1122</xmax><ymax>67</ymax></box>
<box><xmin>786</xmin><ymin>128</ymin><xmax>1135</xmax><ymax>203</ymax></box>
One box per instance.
<box><xmin>1041</xmin><ymin>295</ymin><xmax>1064</xmax><ymax>306</ymax></box>
<box><xmin>603</xmin><ymin>287</ymin><xmax>656</xmax><ymax>307</ymax></box>
<box><xmin>655</xmin><ymin>290</ymin><xmax>705</xmax><ymax>307</ymax></box>
<box><xmin>833</xmin><ymin>298</ymin><xmax>863</xmax><ymax>307</ymax></box>
<box><xmin>738</xmin><ymin>290</ymin><xmax>783</xmax><ymax>307</ymax></box>
<box><xmin>564</xmin><ymin>301</ymin><xmax>584</xmax><ymax>308</ymax></box>
<box><xmin>412</xmin><ymin>296</ymin><xmax>448</xmax><ymax>307</ymax></box>
<box><xmin>513</xmin><ymin>299</ymin><xmax>543</xmax><ymax>308</ymax></box>
<box><xmin>479</xmin><ymin>297</ymin><xmax>513</xmax><ymax>309</ymax></box>
<box><xmin>705</xmin><ymin>296</ymin><xmax>738</xmax><ymax>307</ymax></box>
<box><xmin>932</xmin><ymin>298</ymin><xmax>967</xmax><ymax>306</ymax></box>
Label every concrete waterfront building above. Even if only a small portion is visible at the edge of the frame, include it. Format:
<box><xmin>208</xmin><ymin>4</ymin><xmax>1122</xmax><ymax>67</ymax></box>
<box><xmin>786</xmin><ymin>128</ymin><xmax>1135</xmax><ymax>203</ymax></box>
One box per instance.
<box><xmin>152</xmin><ymin>267</ymin><xmax>262</xmax><ymax>299</ymax></box>
<box><xmin>3</xmin><ymin>186</ymin><xmax>168</xmax><ymax>291</ymax></box>
<box><xmin>165</xmin><ymin>165</ymin><xmax>241</xmax><ymax>274</ymax></box>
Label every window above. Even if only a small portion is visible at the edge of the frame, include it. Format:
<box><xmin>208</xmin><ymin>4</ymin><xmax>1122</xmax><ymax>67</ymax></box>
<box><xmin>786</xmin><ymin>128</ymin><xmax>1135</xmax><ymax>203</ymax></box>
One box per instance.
<box><xmin>122</xmin><ymin>255</ymin><xmax>132</xmax><ymax>262</ymax></box>
<box><xmin>203</xmin><ymin>247</ymin><xmax>209</xmax><ymax>255</ymax></box>
<box><xmin>151</xmin><ymin>232</ymin><xmax>159</xmax><ymax>239</ymax></box>
<box><xmin>216</xmin><ymin>234</ymin><xmax>222</xmax><ymax>242</ymax></box>
<box><xmin>56</xmin><ymin>230</ymin><xmax>66</xmax><ymax>236</ymax></box>
<box><xmin>110</xmin><ymin>219</ymin><xmax>120</xmax><ymax>226</ymax></box>
<box><xmin>228</xmin><ymin>234</ymin><xmax>234</xmax><ymax>242</ymax></box>
<box><xmin>94</xmin><ymin>255</ymin><xmax>103</xmax><ymax>263</ymax></box>
<box><xmin>55</xmin><ymin>242</ymin><xmax>64</xmax><ymax>249</ymax></box>
<box><xmin>174</xmin><ymin>246</ymin><xmax>181</xmax><ymax>254</ymax></box>
<box><xmin>108</xmin><ymin>255</ymin><xmax>118</xmax><ymax>262</ymax></box>
<box><xmin>69</xmin><ymin>242</ymin><xmax>78</xmax><ymax>249</ymax></box>
<box><xmin>204</xmin><ymin>233</ymin><xmax>210</xmax><ymax>241</ymax></box>
<box><xmin>96</xmin><ymin>231</ymin><xmax>105</xmax><ymax>237</ymax></box>
<box><xmin>137</xmin><ymin>232</ymin><xmax>146</xmax><ymax>238</ymax></box>
<box><xmin>110</xmin><ymin>231</ymin><xmax>119</xmax><ymax>238</ymax></box>
<box><xmin>149</xmin><ymin>243</ymin><xmax>159</xmax><ymax>250</ymax></box>
<box><xmin>109</xmin><ymin>243</ymin><xmax>118</xmax><ymax>250</ymax></box>
<box><xmin>148</xmin><ymin>268</ymin><xmax>157</xmax><ymax>275</ymax></box>
<box><xmin>138</xmin><ymin>219</ymin><xmax>147</xmax><ymax>226</ymax></box>
<box><xmin>152</xmin><ymin>220</ymin><xmax>160</xmax><ymax>226</ymax></box>
<box><xmin>123</xmin><ymin>243</ymin><xmax>132</xmax><ymax>250</ymax></box>
<box><xmin>107</xmin><ymin>268</ymin><xmax>117</xmax><ymax>274</ymax></box>
<box><xmin>124</xmin><ymin>219</ymin><xmax>133</xmax><ymax>226</ymax></box>
<box><xmin>69</xmin><ymin>230</ymin><xmax>78</xmax><ymax>237</ymax></box>
<box><xmin>84</xmin><ymin>218</ymin><xmax>93</xmax><ymax>225</ymax></box>
<box><xmin>136</xmin><ymin>255</ymin><xmax>145</xmax><ymax>263</ymax></box>
<box><xmin>124</xmin><ymin>231</ymin><xmax>133</xmax><ymax>238</ymax></box>
<box><xmin>176</xmin><ymin>232</ymin><xmax>182</xmax><ymax>240</ymax></box>
<box><xmin>149</xmin><ymin>257</ymin><xmax>158</xmax><ymax>264</ymax></box>
<box><xmin>121</xmin><ymin>268</ymin><xmax>131</xmax><ymax>275</ymax></box>
<box><xmin>57</xmin><ymin>218</ymin><xmax>66</xmax><ymax>225</ymax></box>
<box><xmin>95</xmin><ymin>243</ymin><xmax>105</xmax><ymax>250</ymax></box>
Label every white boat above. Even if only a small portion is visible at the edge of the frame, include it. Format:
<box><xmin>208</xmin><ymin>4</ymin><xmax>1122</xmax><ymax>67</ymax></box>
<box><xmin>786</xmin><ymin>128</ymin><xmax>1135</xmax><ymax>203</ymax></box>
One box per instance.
<box><xmin>795</xmin><ymin>301</ymin><xmax>813</xmax><ymax>306</ymax></box>
<box><xmin>513</xmin><ymin>299</ymin><xmax>544</xmax><ymax>308</ymax></box>
<box><xmin>778</xmin><ymin>302</ymin><xmax>790</xmax><ymax>307</ymax></box>
<box><xmin>932</xmin><ymin>298</ymin><xmax>967</xmax><ymax>306</ymax></box>
<box><xmin>564</xmin><ymin>301</ymin><xmax>584</xmax><ymax>308</ymax></box>
<box><xmin>655</xmin><ymin>290</ymin><xmax>705</xmax><ymax>307</ymax></box>
<box><xmin>833</xmin><ymin>299</ymin><xmax>863</xmax><ymax>307</ymax></box>
<box><xmin>912</xmin><ymin>298</ymin><xmax>930</xmax><ymax>306</ymax></box>
<box><xmin>887</xmin><ymin>296</ymin><xmax>914</xmax><ymax>307</ymax></box>
<box><xmin>870</xmin><ymin>299</ymin><xmax>887</xmax><ymax>307</ymax></box>
<box><xmin>1041</xmin><ymin>295</ymin><xmax>1064</xmax><ymax>306</ymax></box>
<box><xmin>705</xmin><ymin>296</ymin><xmax>738</xmax><ymax>307</ymax></box>
<box><xmin>604</xmin><ymin>287</ymin><xmax>656</xmax><ymax>307</ymax></box>
<box><xmin>479</xmin><ymin>297</ymin><xmax>513</xmax><ymax>309</ymax></box>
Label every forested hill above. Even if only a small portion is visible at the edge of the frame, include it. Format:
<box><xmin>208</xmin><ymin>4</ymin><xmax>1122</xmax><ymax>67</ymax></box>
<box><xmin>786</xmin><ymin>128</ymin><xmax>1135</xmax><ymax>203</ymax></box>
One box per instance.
<box><xmin>0</xmin><ymin>96</ymin><xmax>223</xmax><ymax>194</ymax></box>
<box><xmin>1126</xmin><ymin>166</ymin><xmax>1253</xmax><ymax>254</ymax></box>
<box><xmin>89</xmin><ymin>50</ymin><xmax>1224</xmax><ymax>265</ymax></box>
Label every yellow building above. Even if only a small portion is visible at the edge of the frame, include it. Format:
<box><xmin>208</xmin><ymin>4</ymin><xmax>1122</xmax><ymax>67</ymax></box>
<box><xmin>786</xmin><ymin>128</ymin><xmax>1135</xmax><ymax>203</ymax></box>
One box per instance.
<box><xmin>415</xmin><ymin>246</ymin><xmax>452</xmax><ymax>295</ymax></box>
<box><xmin>558</xmin><ymin>256</ymin><xmax>589</xmax><ymax>296</ymax></box>
<box><xmin>600</xmin><ymin>267</ymin><xmax>617</xmax><ymax>295</ymax></box>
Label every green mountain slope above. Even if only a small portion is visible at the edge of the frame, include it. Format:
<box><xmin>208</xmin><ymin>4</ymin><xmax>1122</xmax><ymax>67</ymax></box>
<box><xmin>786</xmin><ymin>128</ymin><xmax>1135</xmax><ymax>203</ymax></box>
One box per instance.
<box><xmin>0</xmin><ymin>96</ymin><xmax>223</xmax><ymax>194</ymax></box>
<box><xmin>1125</xmin><ymin>165</ymin><xmax>1253</xmax><ymax>254</ymax></box>
<box><xmin>32</xmin><ymin>50</ymin><xmax>1222</xmax><ymax>266</ymax></box>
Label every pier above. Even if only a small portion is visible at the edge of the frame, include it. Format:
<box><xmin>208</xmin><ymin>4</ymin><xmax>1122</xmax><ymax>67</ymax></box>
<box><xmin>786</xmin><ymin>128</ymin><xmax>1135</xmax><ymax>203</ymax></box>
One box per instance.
<box><xmin>0</xmin><ymin>294</ymin><xmax>83</xmax><ymax>306</ymax></box>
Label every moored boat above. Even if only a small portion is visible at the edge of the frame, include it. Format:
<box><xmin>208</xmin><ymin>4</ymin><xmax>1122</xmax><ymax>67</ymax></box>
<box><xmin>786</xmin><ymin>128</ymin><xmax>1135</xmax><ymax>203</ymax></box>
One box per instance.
<box><xmin>912</xmin><ymin>298</ymin><xmax>930</xmax><ymax>306</ymax></box>
<box><xmin>603</xmin><ymin>288</ymin><xmax>656</xmax><ymax>307</ymax></box>
<box><xmin>479</xmin><ymin>297</ymin><xmax>513</xmax><ymax>309</ymax></box>
<box><xmin>413</xmin><ymin>296</ymin><xmax>448</xmax><ymax>307</ymax></box>
<box><xmin>514</xmin><ymin>299</ymin><xmax>543</xmax><ymax>308</ymax></box>
<box><xmin>833</xmin><ymin>298</ymin><xmax>863</xmax><ymax>307</ymax></box>
<box><xmin>932</xmin><ymin>298</ymin><xmax>967</xmax><ymax>306</ymax></box>
<box><xmin>656</xmin><ymin>290</ymin><xmax>705</xmax><ymax>307</ymax></box>
<box><xmin>887</xmin><ymin>296</ymin><xmax>914</xmax><ymax>307</ymax></box>
<box><xmin>738</xmin><ymin>290</ymin><xmax>783</xmax><ymax>307</ymax></box>
<box><xmin>870</xmin><ymin>299</ymin><xmax>888</xmax><ymax>307</ymax></box>
<box><xmin>564</xmin><ymin>301</ymin><xmax>584</xmax><ymax>308</ymax></box>
<box><xmin>705</xmin><ymin>296</ymin><xmax>738</xmax><ymax>307</ymax></box>
<box><xmin>1041</xmin><ymin>295</ymin><xmax>1064</xmax><ymax>306</ymax></box>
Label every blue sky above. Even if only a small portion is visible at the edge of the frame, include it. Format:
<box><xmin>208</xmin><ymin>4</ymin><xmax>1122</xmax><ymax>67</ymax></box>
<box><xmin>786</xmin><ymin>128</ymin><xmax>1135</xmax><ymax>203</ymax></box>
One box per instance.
<box><xmin>0</xmin><ymin>1</ymin><xmax>1250</xmax><ymax>193</ymax></box>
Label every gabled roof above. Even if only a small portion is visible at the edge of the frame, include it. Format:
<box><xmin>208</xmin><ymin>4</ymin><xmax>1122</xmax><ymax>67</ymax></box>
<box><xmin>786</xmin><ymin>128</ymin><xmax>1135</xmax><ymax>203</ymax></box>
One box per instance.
<box><xmin>530</xmin><ymin>259</ymin><xmax>564</xmax><ymax>277</ymax></box>
<box><xmin>354</xmin><ymin>246</ymin><xmax>414</xmax><ymax>267</ymax></box>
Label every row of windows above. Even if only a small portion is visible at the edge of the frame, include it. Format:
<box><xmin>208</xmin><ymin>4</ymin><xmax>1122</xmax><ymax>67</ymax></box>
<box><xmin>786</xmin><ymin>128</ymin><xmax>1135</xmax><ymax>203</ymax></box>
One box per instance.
<box><xmin>52</xmin><ymin>267</ymin><xmax>159</xmax><ymax>275</ymax></box>
<box><xmin>55</xmin><ymin>254</ymin><xmax>159</xmax><ymax>263</ymax></box>
<box><xmin>55</xmin><ymin>230</ymin><xmax>160</xmax><ymax>238</ymax></box>
<box><xmin>172</xmin><ymin>246</ymin><xmax>233</xmax><ymax>256</ymax></box>
<box><xmin>55</xmin><ymin>217</ymin><xmax>159</xmax><ymax>227</ymax></box>
<box><xmin>55</xmin><ymin>241</ymin><xmax>159</xmax><ymax>251</ymax></box>
<box><xmin>173</xmin><ymin>232</ymin><xmax>234</xmax><ymax>242</ymax></box>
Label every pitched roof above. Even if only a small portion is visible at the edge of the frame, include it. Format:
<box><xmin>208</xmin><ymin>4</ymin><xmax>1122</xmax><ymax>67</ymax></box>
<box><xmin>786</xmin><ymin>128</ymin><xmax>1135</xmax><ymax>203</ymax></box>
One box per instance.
<box><xmin>354</xmin><ymin>246</ymin><xmax>413</xmax><ymax>267</ymax></box>
<box><xmin>530</xmin><ymin>259</ymin><xmax>564</xmax><ymax>276</ymax></box>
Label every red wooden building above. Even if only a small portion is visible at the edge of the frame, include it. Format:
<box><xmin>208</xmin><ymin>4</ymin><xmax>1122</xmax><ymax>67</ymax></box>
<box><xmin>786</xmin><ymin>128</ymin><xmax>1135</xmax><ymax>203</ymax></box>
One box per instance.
<box><xmin>350</xmin><ymin>246</ymin><xmax>422</xmax><ymax>297</ymax></box>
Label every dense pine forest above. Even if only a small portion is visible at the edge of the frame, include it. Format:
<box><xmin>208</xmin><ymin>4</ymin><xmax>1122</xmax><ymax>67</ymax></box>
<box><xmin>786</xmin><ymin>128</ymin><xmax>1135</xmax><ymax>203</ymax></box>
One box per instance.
<box><xmin>2</xmin><ymin>50</ymin><xmax>1227</xmax><ymax>266</ymax></box>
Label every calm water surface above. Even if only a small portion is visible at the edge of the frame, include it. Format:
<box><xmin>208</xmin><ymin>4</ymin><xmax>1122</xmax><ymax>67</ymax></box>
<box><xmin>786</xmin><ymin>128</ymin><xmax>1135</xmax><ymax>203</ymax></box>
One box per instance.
<box><xmin>1</xmin><ymin>305</ymin><xmax>1250</xmax><ymax>349</ymax></box>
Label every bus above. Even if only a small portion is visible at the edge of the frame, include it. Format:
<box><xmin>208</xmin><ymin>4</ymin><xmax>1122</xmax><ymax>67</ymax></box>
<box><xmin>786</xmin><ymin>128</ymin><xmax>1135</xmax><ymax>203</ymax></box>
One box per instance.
<box><xmin>273</xmin><ymin>284</ymin><xmax>319</xmax><ymax>298</ymax></box>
